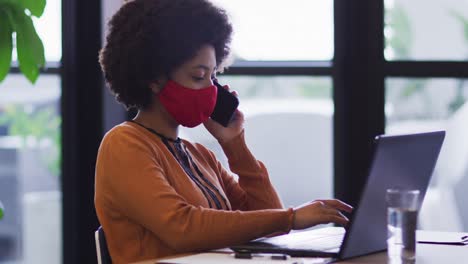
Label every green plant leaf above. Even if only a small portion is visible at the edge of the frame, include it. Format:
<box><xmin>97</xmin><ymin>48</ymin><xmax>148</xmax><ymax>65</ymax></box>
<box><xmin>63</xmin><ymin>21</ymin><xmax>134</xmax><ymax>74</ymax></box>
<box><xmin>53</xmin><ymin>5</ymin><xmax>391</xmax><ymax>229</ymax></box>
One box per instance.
<box><xmin>450</xmin><ymin>11</ymin><xmax>468</xmax><ymax>43</ymax></box>
<box><xmin>465</xmin><ymin>22</ymin><xmax>468</xmax><ymax>43</ymax></box>
<box><xmin>1</xmin><ymin>104</ymin><xmax>62</xmax><ymax>177</ymax></box>
<box><xmin>7</xmin><ymin>6</ymin><xmax>45</xmax><ymax>83</ymax></box>
<box><xmin>0</xmin><ymin>0</ymin><xmax>15</xmax><ymax>4</ymax></box>
<box><xmin>18</xmin><ymin>0</ymin><xmax>46</xmax><ymax>17</ymax></box>
<box><xmin>386</xmin><ymin>5</ymin><xmax>412</xmax><ymax>59</ymax></box>
<box><xmin>0</xmin><ymin>10</ymin><xmax>13</xmax><ymax>82</ymax></box>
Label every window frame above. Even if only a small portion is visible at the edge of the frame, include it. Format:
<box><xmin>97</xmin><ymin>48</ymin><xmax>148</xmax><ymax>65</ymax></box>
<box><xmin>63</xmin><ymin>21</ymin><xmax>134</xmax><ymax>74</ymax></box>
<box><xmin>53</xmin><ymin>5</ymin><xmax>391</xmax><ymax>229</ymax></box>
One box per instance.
<box><xmin>61</xmin><ymin>0</ymin><xmax>103</xmax><ymax>263</ymax></box>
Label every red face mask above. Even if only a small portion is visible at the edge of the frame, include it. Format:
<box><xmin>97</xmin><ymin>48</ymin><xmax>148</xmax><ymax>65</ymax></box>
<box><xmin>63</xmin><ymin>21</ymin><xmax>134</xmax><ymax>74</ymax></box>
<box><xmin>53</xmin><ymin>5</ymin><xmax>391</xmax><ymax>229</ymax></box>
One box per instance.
<box><xmin>157</xmin><ymin>80</ymin><xmax>218</xmax><ymax>128</ymax></box>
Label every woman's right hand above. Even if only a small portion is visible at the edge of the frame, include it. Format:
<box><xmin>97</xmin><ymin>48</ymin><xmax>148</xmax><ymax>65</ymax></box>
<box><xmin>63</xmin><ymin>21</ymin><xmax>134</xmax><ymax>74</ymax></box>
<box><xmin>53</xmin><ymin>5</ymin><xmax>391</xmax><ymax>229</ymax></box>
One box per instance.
<box><xmin>292</xmin><ymin>199</ymin><xmax>353</xmax><ymax>230</ymax></box>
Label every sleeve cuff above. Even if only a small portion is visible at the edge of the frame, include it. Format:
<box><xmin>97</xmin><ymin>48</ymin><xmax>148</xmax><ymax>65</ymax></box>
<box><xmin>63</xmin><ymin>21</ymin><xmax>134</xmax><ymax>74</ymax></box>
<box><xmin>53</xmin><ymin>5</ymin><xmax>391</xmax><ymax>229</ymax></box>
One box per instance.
<box><xmin>266</xmin><ymin>208</ymin><xmax>295</xmax><ymax>237</ymax></box>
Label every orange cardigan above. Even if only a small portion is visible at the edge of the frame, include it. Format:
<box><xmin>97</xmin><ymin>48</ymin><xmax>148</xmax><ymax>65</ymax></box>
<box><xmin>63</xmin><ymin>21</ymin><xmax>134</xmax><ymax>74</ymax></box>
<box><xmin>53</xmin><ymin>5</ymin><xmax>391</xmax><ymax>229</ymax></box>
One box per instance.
<box><xmin>94</xmin><ymin>121</ymin><xmax>294</xmax><ymax>263</ymax></box>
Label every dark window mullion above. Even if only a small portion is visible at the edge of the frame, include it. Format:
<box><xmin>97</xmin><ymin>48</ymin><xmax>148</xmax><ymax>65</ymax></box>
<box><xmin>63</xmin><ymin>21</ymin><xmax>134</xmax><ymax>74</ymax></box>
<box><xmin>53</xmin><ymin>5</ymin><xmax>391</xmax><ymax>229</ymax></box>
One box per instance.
<box><xmin>10</xmin><ymin>63</ymin><xmax>62</xmax><ymax>75</ymax></box>
<box><xmin>223</xmin><ymin>60</ymin><xmax>332</xmax><ymax>76</ymax></box>
<box><xmin>225</xmin><ymin>66</ymin><xmax>331</xmax><ymax>76</ymax></box>
<box><xmin>333</xmin><ymin>0</ymin><xmax>386</xmax><ymax>206</ymax></box>
<box><xmin>385</xmin><ymin>61</ymin><xmax>468</xmax><ymax>78</ymax></box>
<box><xmin>62</xmin><ymin>0</ymin><xmax>102</xmax><ymax>263</ymax></box>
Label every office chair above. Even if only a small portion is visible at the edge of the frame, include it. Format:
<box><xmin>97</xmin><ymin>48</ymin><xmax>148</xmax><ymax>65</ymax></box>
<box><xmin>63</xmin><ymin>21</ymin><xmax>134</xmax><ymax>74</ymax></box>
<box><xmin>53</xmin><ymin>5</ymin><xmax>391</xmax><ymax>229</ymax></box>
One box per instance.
<box><xmin>180</xmin><ymin>98</ymin><xmax>334</xmax><ymax>207</ymax></box>
<box><xmin>243</xmin><ymin>111</ymin><xmax>333</xmax><ymax>207</ymax></box>
<box><xmin>95</xmin><ymin>226</ymin><xmax>112</xmax><ymax>264</ymax></box>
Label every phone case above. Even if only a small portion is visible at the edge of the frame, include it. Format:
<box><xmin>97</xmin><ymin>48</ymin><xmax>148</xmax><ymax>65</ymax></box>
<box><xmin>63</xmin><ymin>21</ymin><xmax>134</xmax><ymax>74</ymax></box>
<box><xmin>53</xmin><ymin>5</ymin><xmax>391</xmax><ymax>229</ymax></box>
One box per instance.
<box><xmin>210</xmin><ymin>81</ymin><xmax>239</xmax><ymax>127</ymax></box>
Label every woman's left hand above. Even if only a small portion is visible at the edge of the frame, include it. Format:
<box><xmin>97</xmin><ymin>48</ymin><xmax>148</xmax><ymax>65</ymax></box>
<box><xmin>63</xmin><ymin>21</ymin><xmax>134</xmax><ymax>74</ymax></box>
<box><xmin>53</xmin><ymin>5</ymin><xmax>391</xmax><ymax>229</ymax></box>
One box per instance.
<box><xmin>203</xmin><ymin>86</ymin><xmax>244</xmax><ymax>143</ymax></box>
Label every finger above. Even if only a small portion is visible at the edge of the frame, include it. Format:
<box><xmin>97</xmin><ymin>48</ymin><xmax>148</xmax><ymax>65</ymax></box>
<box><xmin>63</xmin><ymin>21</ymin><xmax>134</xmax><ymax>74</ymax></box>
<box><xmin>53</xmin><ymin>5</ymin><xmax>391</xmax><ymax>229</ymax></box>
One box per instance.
<box><xmin>310</xmin><ymin>200</ymin><xmax>326</xmax><ymax>207</ymax></box>
<box><xmin>231</xmin><ymin>90</ymin><xmax>239</xmax><ymax>97</ymax></box>
<box><xmin>320</xmin><ymin>199</ymin><xmax>353</xmax><ymax>213</ymax></box>
<box><xmin>322</xmin><ymin>206</ymin><xmax>347</xmax><ymax>219</ymax></box>
<box><xmin>321</xmin><ymin>207</ymin><xmax>349</xmax><ymax>225</ymax></box>
<box><xmin>203</xmin><ymin>116</ymin><xmax>220</xmax><ymax>129</ymax></box>
<box><xmin>306</xmin><ymin>200</ymin><xmax>327</xmax><ymax>210</ymax></box>
<box><xmin>321</xmin><ymin>207</ymin><xmax>350</xmax><ymax>226</ymax></box>
<box><xmin>326</xmin><ymin>214</ymin><xmax>349</xmax><ymax>226</ymax></box>
<box><xmin>222</xmin><ymin>84</ymin><xmax>230</xmax><ymax>91</ymax></box>
<box><xmin>336</xmin><ymin>210</ymin><xmax>349</xmax><ymax>222</ymax></box>
<box><xmin>231</xmin><ymin>109</ymin><xmax>244</xmax><ymax>121</ymax></box>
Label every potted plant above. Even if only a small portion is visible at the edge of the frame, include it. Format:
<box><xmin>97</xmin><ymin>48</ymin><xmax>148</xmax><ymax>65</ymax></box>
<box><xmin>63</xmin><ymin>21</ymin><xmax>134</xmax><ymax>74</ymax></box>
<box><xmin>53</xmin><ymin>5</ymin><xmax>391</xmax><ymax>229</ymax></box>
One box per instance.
<box><xmin>0</xmin><ymin>0</ymin><xmax>47</xmax><ymax>257</ymax></box>
<box><xmin>0</xmin><ymin>0</ymin><xmax>46</xmax><ymax>83</ymax></box>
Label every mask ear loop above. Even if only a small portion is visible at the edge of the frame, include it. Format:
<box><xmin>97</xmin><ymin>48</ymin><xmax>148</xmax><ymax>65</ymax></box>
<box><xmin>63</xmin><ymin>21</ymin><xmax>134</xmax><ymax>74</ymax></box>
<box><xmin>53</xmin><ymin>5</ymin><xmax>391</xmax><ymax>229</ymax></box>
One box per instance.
<box><xmin>149</xmin><ymin>82</ymin><xmax>161</xmax><ymax>94</ymax></box>
<box><xmin>150</xmin><ymin>73</ymin><xmax>171</xmax><ymax>94</ymax></box>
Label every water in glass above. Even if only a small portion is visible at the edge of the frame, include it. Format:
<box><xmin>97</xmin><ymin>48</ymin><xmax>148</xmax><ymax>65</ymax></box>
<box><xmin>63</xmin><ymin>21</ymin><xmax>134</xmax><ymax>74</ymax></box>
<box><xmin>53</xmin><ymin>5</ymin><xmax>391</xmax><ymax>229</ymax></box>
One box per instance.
<box><xmin>387</xmin><ymin>207</ymin><xmax>418</xmax><ymax>261</ymax></box>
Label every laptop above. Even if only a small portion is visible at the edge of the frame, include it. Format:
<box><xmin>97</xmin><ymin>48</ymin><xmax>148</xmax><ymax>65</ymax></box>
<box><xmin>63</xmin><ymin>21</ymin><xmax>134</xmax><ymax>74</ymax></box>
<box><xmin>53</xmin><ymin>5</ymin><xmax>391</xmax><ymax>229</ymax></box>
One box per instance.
<box><xmin>231</xmin><ymin>131</ymin><xmax>446</xmax><ymax>261</ymax></box>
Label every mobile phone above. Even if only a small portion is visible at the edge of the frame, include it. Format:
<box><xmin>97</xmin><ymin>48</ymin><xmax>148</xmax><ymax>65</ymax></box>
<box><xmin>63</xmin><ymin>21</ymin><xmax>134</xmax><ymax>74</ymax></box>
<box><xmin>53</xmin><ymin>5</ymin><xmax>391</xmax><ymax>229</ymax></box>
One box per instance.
<box><xmin>210</xmin><ymin>80</ymin><xmax>239</xmax><ymax>127</ymax></box>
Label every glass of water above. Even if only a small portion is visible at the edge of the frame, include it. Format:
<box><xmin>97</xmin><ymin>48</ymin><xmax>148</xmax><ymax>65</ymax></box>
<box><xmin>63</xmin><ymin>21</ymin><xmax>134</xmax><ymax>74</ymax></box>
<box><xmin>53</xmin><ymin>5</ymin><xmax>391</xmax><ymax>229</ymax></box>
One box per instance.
<box><xmin>386</xmin><ymin>189</ymin><xmax>420</xmax><ymax>263</ymax></box>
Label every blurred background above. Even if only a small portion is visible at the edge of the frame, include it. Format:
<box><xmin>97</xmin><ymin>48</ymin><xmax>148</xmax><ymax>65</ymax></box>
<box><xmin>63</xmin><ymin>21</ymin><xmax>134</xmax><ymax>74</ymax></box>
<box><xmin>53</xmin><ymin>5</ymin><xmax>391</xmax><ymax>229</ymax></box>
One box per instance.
<box><xmin>0</xmin><ymin>0</ymin><xmax>466</xmax><ymax>263</ymax></box>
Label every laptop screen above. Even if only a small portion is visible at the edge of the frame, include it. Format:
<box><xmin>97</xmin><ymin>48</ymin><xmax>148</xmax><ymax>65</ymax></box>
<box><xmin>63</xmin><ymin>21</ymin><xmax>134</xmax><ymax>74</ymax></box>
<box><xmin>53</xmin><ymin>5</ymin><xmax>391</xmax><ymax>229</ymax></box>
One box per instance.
<box><xmin>340</xmin><ymin>131</ymin><xmax>445</xmax><ymax>259</ymax></box>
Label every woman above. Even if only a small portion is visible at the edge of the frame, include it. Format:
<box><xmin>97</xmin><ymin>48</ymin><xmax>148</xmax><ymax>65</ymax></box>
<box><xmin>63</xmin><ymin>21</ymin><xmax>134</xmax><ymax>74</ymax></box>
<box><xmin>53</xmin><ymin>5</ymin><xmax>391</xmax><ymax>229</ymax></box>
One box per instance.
<box><xmin>95</xmin><ymin>0</ymin><xmax>352</xmax><ymax>263</ymax></box>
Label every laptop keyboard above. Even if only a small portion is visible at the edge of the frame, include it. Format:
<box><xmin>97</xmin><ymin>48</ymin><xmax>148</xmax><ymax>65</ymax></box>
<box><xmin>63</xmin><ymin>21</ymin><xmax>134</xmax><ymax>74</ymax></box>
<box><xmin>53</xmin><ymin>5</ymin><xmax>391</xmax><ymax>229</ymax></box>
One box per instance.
<box><xmin>283</xmin><ymin>234</ymin><xmax>344</xmax><ymax>251</ymax></box>
<box><xmin>257</xmin><ymin>227</ymin><xmax>346</xmax><ymax>252</ymax></box>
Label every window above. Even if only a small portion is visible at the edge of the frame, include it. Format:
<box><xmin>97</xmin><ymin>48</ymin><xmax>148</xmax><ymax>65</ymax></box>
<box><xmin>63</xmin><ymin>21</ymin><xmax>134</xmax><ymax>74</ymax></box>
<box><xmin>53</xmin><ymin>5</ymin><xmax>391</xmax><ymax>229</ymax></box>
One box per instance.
<box><xmin>385</xmin><ymin>0</ymin><xmax>468</xmax><ymax>231</ymax></box>
<box><xmin>385</xmin><ymin>0</ymin><xmax>468</xmax><ymax>60</ymax></box>
<box><xmin>0</xmin><ymin>0</ymin><xmax>62</xmax><ymax>263</ymax></box>
<box><xmin>211</xmin><ymin>0</ymin><xmax>334</xmax><ymax>61</ymax></box>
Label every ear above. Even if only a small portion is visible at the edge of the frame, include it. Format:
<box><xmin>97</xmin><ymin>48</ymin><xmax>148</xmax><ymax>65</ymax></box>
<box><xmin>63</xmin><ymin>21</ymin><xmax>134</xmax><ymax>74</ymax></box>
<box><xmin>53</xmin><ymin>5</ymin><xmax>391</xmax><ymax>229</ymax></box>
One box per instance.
<box><xmin>149</xmin><ymin>82</ymin><xmax>161</xmax><ymax>94</ymax></box>
<box><xmin>149</xmin><ymin>76</ymin><xmax>168</xmax><ymax>94</ymax></box>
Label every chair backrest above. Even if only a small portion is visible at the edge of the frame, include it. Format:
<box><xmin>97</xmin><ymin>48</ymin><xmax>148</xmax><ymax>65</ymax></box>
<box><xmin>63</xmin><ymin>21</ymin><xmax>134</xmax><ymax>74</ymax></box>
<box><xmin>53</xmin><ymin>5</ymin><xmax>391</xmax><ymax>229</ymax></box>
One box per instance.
<box><xmin>180</xmin><ymin>98</ymin><xmax>334</xmax><ymax>207</ymax></box>
<box><xmin>95</xmin><ymin>226</ymin><xmax>112</xmax><ymax>264</ymax></box>
<box><xmin>243</xmin><ymin>111</ymin><xmax>333</xmax><ymax>207</ymax></box>
<box><xmin>435</xmin><ymin>102</ymin><xmax>468</xmax><ymax>230</ymax></box>
<box><xmin>434</xmin><ymin>102</ymin><xmax>468</xmax><ymax>185</ymax></box>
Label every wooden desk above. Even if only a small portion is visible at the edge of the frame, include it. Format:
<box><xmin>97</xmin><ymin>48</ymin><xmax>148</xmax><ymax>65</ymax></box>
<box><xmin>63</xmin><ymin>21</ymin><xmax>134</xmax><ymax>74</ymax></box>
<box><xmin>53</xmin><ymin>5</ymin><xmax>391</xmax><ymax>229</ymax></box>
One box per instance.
<box><xmin>135</xmin><ymin>230</ymin><xmax>467</xmax><ymax>264</ymax></box>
